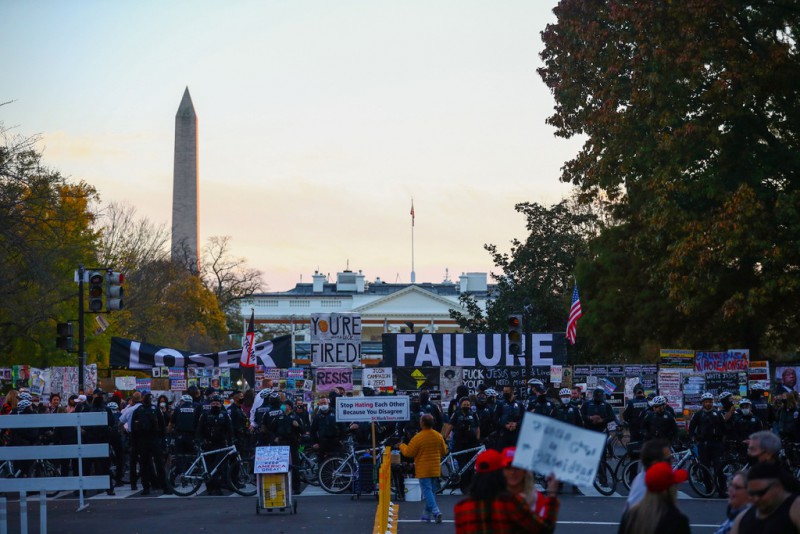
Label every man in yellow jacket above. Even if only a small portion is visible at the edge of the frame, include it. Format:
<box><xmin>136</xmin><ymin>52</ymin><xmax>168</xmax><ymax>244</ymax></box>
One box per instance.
<box><xmin>398</xmin><ymin>413</ymin><xmax>448</xmax><ymax>523</ymax></box>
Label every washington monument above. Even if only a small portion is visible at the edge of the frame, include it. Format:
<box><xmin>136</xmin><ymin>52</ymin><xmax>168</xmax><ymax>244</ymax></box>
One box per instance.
<box><xmin>172</xmin><ymin>87</ymin><xmax>200</xmax><ymax>273</ymax></box>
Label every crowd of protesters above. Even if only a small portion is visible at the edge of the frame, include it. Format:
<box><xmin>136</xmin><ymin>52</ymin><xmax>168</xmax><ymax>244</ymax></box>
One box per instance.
<box><xmin>4</xmin><ymin>377</ymin><xmax>800</xmax><ymax>533</ymax></box>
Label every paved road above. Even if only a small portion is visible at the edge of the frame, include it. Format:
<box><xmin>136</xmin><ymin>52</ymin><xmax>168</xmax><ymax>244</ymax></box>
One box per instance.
<box><xmin>2</xmin><ymin>489</ymin><xmax>729</xmax><ymax>534</ymax></box>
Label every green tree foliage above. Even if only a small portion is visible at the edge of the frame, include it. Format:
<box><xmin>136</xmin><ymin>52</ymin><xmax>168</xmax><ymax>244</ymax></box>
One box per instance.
<box><xmin>540</xmin><ymin>1</ymin><xmax>800</xmax><ymax>357</ymax></box>
<box><xmin>0</xmin><ymin>126</ymin><xmax>99</xmax><ymax>366</ymax></box>
<box><xmin>451</xmin><ymin>200</ymin><xmax>595</xmax><ymax>345</ymax></box>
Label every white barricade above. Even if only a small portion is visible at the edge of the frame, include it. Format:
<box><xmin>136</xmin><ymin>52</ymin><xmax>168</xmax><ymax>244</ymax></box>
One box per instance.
<box><xmin>0</xmin><ymin>412</ymin><xmax>111</xmax><ymax>532</ymax></box>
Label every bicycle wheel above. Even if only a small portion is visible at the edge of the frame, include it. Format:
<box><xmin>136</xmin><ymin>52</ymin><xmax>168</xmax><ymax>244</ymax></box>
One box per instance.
<box><xmin>318</xmin><ymin>456</ymin><xmax>354</xmax><ymax>494</ymax></box>
<box><xmin>168</xmin><ymin>463</ymin><xmax>204</xmax><ymax>497</ymax></box>
<box><xmin>593</xmin><ymin>460</ymin><xmax>617</xmax><ymax>496</ymax></box>
<box><xmin>227</xmin><ymin>457</ymin><xmax>257</xmax><ymax>496</ymax></box>
<box><xmin>688</xmin><ymin>462</ymin><xmax>715</xmax><ymax>498</ymax></box>
<box><xmin>436</xmin><ymin>459</ymin><xmax>458</xmax><ymax>494</ymax></box>
<box><xmin>621</xmin><ymin>460</ymin><xmax>640</xmax><ymax>491</ymax></box>
<box><xmin>28</xmin><ymin>461</ymin><xmax>60</xmax><ymax>497</ymax></box>
<box><xmin>298</xmin><ymin>451</ymin><xmax>320</xmax><ymax>486</ymax></box>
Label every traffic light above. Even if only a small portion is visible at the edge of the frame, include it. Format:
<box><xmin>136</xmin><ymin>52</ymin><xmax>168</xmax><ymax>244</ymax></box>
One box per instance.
<box><xmin>507</xmin><ymin>313</ymin><xmax>523</xmax><ymax>356</ymax></box>
<box><xmin>56</xmin><ymin>322</ymin><xmax>74</xmax><ymax>351</ymax></box>
<box><xmin>106</xmin><ymin>271</ymin><xmax>124</xmax><ymax>311</ymax></box>
<box><xmin>88</xmin><ymin>271</ymin><xmax>104</xmax><ymax>312</ymax></box>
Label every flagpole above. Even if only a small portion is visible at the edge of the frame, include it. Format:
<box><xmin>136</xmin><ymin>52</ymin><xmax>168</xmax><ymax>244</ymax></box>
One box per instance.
<box><xmin>411</xmin><ymin>198</ymin><xmax>416</xmax><ymax>284</ymax></box>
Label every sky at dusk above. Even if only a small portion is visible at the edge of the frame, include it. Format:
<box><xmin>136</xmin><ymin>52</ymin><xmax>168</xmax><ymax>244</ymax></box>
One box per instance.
<box><xmin>1</xmin><ymin>1</ymin><xmax>582</xmax><ymax>291</ymax></box>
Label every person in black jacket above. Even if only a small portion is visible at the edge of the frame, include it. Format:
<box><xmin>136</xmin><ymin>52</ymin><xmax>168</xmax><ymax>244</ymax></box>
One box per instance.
<box><xmin>196</xmin><ymin>395</ymin><xmax>233</xmax><ymax>495</ymax></box>
<box><xmin>269</xmin><ymin>399</ymin><xmax>304</xmax><ymax>494</ymax></box>
<box><xmin>310</xmin><ymin>397</ymin><xmax>344</xmax><ymax>462</ymax></box>
<box><xmin>86</xmin><ymin>388</ymin><xmax>116</xmax><ymax>495</ymax></box>
<box><xmin>623</xmin><ymin>384</ymin><xmax>649</xmax><ymax>442</ymax></box>
<box><xmin>130</xmin><ymin>391</ymin><xmax>167</xmax><ymax>495</ymax></box>
<box><xmin>689</xmin><ymin>392</ymin><xmax>727</xmax><ymax>498</ymax></box>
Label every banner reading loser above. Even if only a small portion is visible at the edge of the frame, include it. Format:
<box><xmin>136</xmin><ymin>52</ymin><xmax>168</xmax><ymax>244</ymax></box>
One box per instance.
<box><xmin>110</xmin><ymin>336</ymin><xmax>293</xmax><ymax>369</ymax></box>
<box><xmin>381</xmin><ymin>333</ymin><xmax>567</xmax><ymax>367</ymax></box>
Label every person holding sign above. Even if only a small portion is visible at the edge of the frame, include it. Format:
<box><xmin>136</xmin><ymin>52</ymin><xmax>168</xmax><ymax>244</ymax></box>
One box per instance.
<box><xmin>501</xmin><ymin>447</ymin><xmax>560</xmax><ymax>532</ymax></box>
<box><xmin>454</xmin><ymin>448</ymin><xmax>555</xmax><ymax>534</ymax></box>
<box><xmin>397</xmin><ymin>414</ymin><xmax>448</xmax><ymax>524</ymax></box>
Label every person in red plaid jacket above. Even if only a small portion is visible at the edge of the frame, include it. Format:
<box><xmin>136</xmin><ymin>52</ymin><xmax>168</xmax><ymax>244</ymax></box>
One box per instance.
<box><xmin>454</xmin><ymin>449</ymin><xmax>559</xmax><ymax>534</ymax></box>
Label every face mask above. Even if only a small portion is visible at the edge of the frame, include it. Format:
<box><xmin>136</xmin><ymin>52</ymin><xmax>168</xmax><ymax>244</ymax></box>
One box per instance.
<box><xmin>561</xmin><ymin>397</ymin><xmax>570</xmax><ymax>405</ymax></box>
<box><xmin>211</xmin><ymin>405</ymin><xmax>221</xmax><ymax>414</ymax></box>
<box><xmin>236</xmin><ymin>398</ymin><xmax>243</xmax><ymax>405</ymax></box>
<box><xmin>503</xmin><ymin>393</ymin><xmax>512</xmax><ymax>401</ymax></box>
<box><xmin>461</xmin><ymin>407</ymin><xmax>471</xmax><ymax>414</ymax></box>
<box><xmin>410</xmin><ymin>403</ymin><xmax>420</xmax><ymax>411</ymax></box>
<box><xmin>319</xmin><ymin>405</ymin><xmax>329</xmax><ymax>413</ymax></box>
<box><xmin>420</xmin><ymin>395</ymin><xmax>429</xmax><ymax>404</ymax></box>
<box><xmin>160</xmin><ymin>403</ymin><xmax>166</xmax><ymax>408</ymax></box>
<box><xmin>280</xmin><ymin>405</ymin><xmax>287</xmax><ymax>413</ymax></box>
<box><xmin>742</xmin><ymin>408</ymin><xmax>751</xmax><ymax>415</ymax></box>
<box><xmin>93</xmin><ymin>398</ymin><xmax>103</xmax><ymax>406</ymax></box>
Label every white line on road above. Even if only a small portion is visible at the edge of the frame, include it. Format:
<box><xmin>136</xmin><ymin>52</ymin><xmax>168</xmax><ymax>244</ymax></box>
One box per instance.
<box><xmin>397</xmin><ymin>520</ymin><xmax>721</xmax><ymax>528</ymax></box>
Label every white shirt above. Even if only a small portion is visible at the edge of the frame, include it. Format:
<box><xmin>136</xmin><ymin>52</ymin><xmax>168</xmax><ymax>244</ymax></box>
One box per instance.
<box><xmin>626</xmin><ymin>471</ymin><xmax>646</xmax><ymax>510</ymax></box>
<box><xmin>119</xmin><ymin>402</ymin><xmax>141</xmax><ymax>432</ymax></box>
<box><xmin>249</xmin><ymin>394</ymin><xmax>265</xmax><ymax>429</ymax></box>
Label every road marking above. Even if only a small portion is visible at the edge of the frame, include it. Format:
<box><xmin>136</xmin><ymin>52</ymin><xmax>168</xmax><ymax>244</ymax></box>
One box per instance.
<box><xmin>397</xmin><ymin>520</ymin><xmax>721</xmax><ymax>528</ymax></box>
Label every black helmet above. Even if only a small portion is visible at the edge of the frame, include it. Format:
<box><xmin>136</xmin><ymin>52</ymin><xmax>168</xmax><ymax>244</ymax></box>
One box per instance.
<box><xmin>205</xmin><ymin>387</ymin><xmax>216</xmax><ymax>397</ymax></box>
<box><xmin>633</xmin><ymin>383</ymin><xmax>645</xmax><ymax>393</ymax></box>
<box><xmin>92</xmin><ymin>388</ymin><xmax>105</xmax><ymax>396</ymax></box>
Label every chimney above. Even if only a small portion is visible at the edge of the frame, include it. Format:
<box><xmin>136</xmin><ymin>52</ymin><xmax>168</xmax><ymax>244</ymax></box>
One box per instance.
<box><xmin>312</xmin><ymin>271</ymin><xmax>326</xmax><ymax>293</ymax></box>
<box><xmin>356</xmin><ymin>270</ymin><xmax>365</xmax><ymax>293</ymax></box>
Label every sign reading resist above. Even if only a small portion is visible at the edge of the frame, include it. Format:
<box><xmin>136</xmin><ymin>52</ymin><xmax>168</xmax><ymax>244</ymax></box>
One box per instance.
<box><xmin>311</xmin><ymin>313</ymin><xmax>361</xmax><ymax>367</ymax></box>
<box><xmin>513</xmin><ymin>413</ymin><xmax>606</xmax><ymax>487</ymax></box>
<box><xmin>315</xmin><ymin>367</ymin><xmax>353</xmax><ymax>392</ymax></box>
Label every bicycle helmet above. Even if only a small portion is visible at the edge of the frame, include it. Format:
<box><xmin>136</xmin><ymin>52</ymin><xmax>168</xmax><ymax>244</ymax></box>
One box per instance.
<box><xmin>485</xmin><ymin>389</ymin><xmax>498</xmax><ymax>397</ymax></box>
<box><xmin>258</xmin><ymin>388</ymin><xmax>273</xmax><ymax>399</ymax></box>
<box><xmin>107</xmin><ymin>402</ymin><xmax>119</xmax><ymax>410</ymax></box>
<box><xmin>18</xmin><ymin>392</ymin><xmax>32</xmax><ymax>401</ymax></box>
<box><xmin>652</xmin><ymin>396</ymin><xmax>667</xmax><ymax>406</ymax></box>
<box><xmin>719</xmin><ymin>391</ymin><xmax>733</xmax><ymax>401</ymax></box>
<box><xmin>559</xmin><ymin>388</ymin><xmax>571</xmax><ymax>397</ymax></box>
<box><xmin>17</xmin><ymin>399</ymin><xmax>31</xmax><ymax>410</ymax></box>
<box><xmin>739</xmin><ymin>398</ymin><xmax>752</xmax><ymax>406</ymax></box>
<box><xmin>210</xmin><ymin>395</ymin><xmax>223</xmax><ymax>403</ymax></box>
<box><xmin>527</xmin><ymin>379</ymin><xmax>544</xmax><ymax>388</ymax></box>
<box><xmin>181</xmin><ymin>394</ymin><xmax>193</xmax><ymax>403</ymax></box>
<box><xmin>700</xmin><ymin>392</ymin><xmax>715</xmax><ymax>401</ymax></box>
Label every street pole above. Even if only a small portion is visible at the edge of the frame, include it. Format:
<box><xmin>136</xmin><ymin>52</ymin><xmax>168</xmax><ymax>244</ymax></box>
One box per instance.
<box><xmin>78</xmin><ymin>264</ymin><xmax>85</xmax><ymax>393</ymax></box>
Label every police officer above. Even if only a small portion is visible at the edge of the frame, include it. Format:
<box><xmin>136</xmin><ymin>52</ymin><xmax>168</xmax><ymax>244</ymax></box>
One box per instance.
<box><xmin>732</xmin><ymin>398</ymin><xmax>762</xmax><ymax>442</ymax></box>
<box><xmin>418</xmin><ymin>388</ymin><xmax>443</xmax><ymax>432</ymax></box>
<box><xmin>269</xmin><ymin>399</ymin><xmax>304</xmax><ymax>494</ymax></box>
<box><xmin>257</xmin><ymin>393</ymin><xmax>284</xmax><ymax>447</ymax></box>
<box><xmin>554</xmin><ymin>388</ymin><xmax>583</xmax><ymax>427</ymax></box>
<box><xmin>107</xmin><ymin>401</ymin><xmax>125</xmax><ymax>487</ymax></box>
<box><xmin>718</xmin><ymin>391</ymin><xmax>738</xmax><ymax>438</ymax></box>
<box><xmin>402</xmin><ymin>394</ymin><xmax>424</xmax><ymax>442</ymax></box>
<box><xmin>581</xmin><ymin>388</ymin><xmax>617</xmax><ymax>433</ymax></box>
<box><xmin>689</xmin><ymin>392</ymin><xmax>727</xmax><ymax>497</ymax></box>
<box><xmin>196</xmin><ymin>395</ymin><xmax>233</xmax><ymax>495</ymax></box>
<box><xmin>130</xmin><ymin>391</ymin><xmax>167</xmax><ymax>495</ymax></box>
<box><xmin>749</xmin><ymin>387</ymin><xmax>776</xmax><ymax>430</ymax></box>
<box><xmin>526</xmin><ymin>379</ymin><xmax>556</xmax><ymax>417</ymax></box>
<box><xmin>448</xmin><ymin>397</ymin><xmax>480</xmax><ymax>450</ymax></box>
<box><xmin>493</xmin><ymin>385</ymin><xmax>525</xmax><ymax>450</ymax></box>
<box><xmin>171</xmin><ymin>394</ymin><xmax>200</xmax><ymax>464</ymax></box>
<box><xmin>640</xmin><ymin>396</ymin><xmax>677</xmax><ymax>442</ymax></box>
<box><xmin>623</xmin><ymin>384</ymin><xmax>650</xmax><ymax>442</ymax></box>
<box><xmin>311</xmin><ymin>397</ymin><xmax>344</xmax><ymax>462</ymax></box>
<box><xmin>228</xmin><ymin>390</ymin><xmax>250</xmax><ymax>450</ymax></box>
<box><xmin>250</xmin><ymin>388</ymin><xmax>273</xmax><ymax>433</ymax></box>
<box><xmin>473</xmin><ymin>391</ymin><xmax>495</xmax><ymax>443</ymax></box>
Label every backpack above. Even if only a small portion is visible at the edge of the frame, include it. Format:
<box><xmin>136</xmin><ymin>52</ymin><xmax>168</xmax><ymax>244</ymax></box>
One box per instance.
<box><xmin>133</xmin><ymin>406</ymin><xmax>158</xmax><ymax>435</ymax></box>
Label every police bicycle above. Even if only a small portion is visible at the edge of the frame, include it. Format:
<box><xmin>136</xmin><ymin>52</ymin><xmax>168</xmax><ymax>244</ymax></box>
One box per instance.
<box><xmin>168</xmin><ymin>443</ymin><xmax>256</xmax><ymax>497</ymax></box>
<box><xmin>436</xmin><ymin>443</ymin><xmax>486</xmax><ymax>494</ymax></box>
<box><xmin>671</xmin><ymin>442</ymin><xmax>715</xmax><ymax>498</ymax></box>
<box><xmin>317</xmin><ymin>436</ymin><xmax>395</xmax><ymax>494</ymax></box>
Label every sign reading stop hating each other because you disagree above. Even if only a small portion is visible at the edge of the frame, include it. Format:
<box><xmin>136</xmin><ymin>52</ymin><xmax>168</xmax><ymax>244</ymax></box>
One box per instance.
<box><xmin>512</xmin><ymin>413</ymin><xmax>606</xmax><ymax>487</ymax></box>
<box><xmin>335</xmin><ymin>396</ymin><xmax>410</xmax><ymax>423</ymax></box>
<box><xmin>311</xmin><ymin>313</ymin><xmax>362</xmax><ymax>367</ymax></box>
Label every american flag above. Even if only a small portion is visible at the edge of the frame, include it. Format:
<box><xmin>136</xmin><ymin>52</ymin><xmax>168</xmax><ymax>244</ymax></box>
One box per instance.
<box><xmin>240</xmin><ymin>309</ymin><xmax>256</xmax><ymax>367</ymax></box>
<box><xmin>410</xmin><ymin>200</ymin><xmax>415</xmax><ymax>227</ymax></box>
<box><xmin>566</xmin><ymin>284</ymin><xmax>583</xmax><ymax>345</ymax></box>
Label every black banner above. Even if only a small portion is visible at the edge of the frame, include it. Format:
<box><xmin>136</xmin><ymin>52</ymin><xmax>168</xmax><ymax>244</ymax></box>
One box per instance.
<box><xmin>395</xmin><ymin>367</ymin><xmax>440</xmax><ymax>391</ymax></box>
<box><xmin>381</xmin><ymin>333</ymin><xmax>567</xmax><ymax>367</ymax></box>
<box><xmin>109</xmin><ymin>336</ymin><xmax>293</xmax><ymax>369</ymax></box>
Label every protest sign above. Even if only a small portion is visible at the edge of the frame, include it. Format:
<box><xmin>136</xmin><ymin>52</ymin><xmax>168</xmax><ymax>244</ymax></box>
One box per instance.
<box><xmin>660</xmin><ymin>349</ymin><xmax>695</xmax><ymax>369</ymax></box>
<box><xmin>550</xmin><ymin>365</ymin><xmax>563</xmax><ymax>385</ymax></box>
<box><xmin>513</xmin><ymin>413</ymin><xmax>606</xmax><ymax>487</ymax></box>
<box><xmin>171</xmin><ymin>379</ymin><xmax>187</xmax><ymax>391</ymax></box>
<box><xmin>311</xmin><ymin>313</ymin><xmax>361</xmax><ymax>366</ymax></box>
<box><xmin>335</xmin><ymin>396</ymin><xmax>410</xmax><ymax>423</ymax></box>
<box><xmin>115</xmin><ymin>376</ymin><xmax>136</xmax><ymax>390</ymax></box>
<box><xmin>363</xmin><ymin>367</ymin><xmax>393</xmax><ymax>389</ymax></box>
<box><xmin>315</xmin><ymin>367</ymin><xmax>353</xmax><ymax>392</ymax></box>
<box><xmin>254</xmin><ymin>446</ymin><xmax>291</xmax><ymax>474</ymax></box>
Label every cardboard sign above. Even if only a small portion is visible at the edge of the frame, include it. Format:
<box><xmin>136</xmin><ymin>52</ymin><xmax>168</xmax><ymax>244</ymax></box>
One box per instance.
<box><xmin>335</xmin><ymin>396</ymin><xmax>410</xmax><ymax>422</ymax></box>
<box><xmin>315</xmin><ymin>367</ymin><xmax>353</xmax><ymax>392</ymax></box>
<box><xmin>115</xmin><ymin>376</ymin><xmax>136</xmax><ymax>390</ymax></box>
<box><xmin>363</xmin><ymin>367</ymin><xmax>393</xmax><ymax>389</ymax></box>
<box><xmin>513</xmin><ymin>413</ymin><xmax>606</xmax><ymax>487</ymax></box>
<box><xmin>311</xmin><ymin>313</ymin><xmax>362</xmax><ymax>366</ymax></box>
<box><xmin>171</xmin><ymin>379</ymin><xmax>187</xmax><ymax>391</ymax></box>
<box><xmin>550</xmin><ymin>365</ymin><xmax>563</xmax><ymax>385</ymax></box>
<box><xmin>255</xmin><ymin>446</ymin><xmax>291</xmax><ymax>474</ymax></box>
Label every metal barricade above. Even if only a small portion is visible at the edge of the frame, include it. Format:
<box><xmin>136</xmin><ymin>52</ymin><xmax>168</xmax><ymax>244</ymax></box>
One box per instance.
<box><xmin>0</xmin><ymin>412</ymin><xmax>110</xmax><ymax>533</ymax></box>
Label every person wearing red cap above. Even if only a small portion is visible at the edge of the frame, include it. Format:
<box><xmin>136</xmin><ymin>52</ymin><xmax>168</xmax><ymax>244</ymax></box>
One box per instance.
<box><xmin>500</xmin><ymin>447</ymin><xmax>559</xmax><ymax>533</ymax></box>
<box><xmin>619</xmin><ymin>461</ymin><xmax>690</xmax><ymax>534</ymax></box>
<box><xmin>454</xmin><ymin>448</ymin><xmax>556</xmax><ymax>533</ymax></box>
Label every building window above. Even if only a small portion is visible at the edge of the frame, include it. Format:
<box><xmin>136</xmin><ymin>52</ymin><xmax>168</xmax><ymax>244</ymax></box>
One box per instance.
<box><xmin>321</xmin><ymin>300</ymin><xmax>342</xmax><ymax>308</ymax></box>
<box><xmin>290</xmin><ymin>300</ymin><xmax>310</xmax><ymax>308</ymax></box>
<box><xmin>253</xmin><ymin>299</ymin><xmax>278</xmax><ymax>307</ymax></box>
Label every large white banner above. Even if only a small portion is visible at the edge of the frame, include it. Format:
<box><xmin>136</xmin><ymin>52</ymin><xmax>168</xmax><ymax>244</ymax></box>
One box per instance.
<box><xmin>335</xmin><ymin>396</ymin><xmax>410</xmax><ymax>423</ymax></box>
<box><xmin>311</xmin><ymin>313</ymin><xmax>361</xmax><ymax>367</ymax></box>
<box><xmin>512</xmin><ymin>413</ymin><xmax>606</xmax><ymax>487</ymax></box>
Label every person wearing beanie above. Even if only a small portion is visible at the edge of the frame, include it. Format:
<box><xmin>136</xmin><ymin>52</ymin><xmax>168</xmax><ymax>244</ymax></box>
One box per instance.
<box><xmin>454</xmin><ymin>448</ymin><xmax>553</xmax><ymax>533</ymax></box>
<box><xmin>619</xmin><ymin>461</ymin><xmax>690</xmax><ymax>534</ymax></box>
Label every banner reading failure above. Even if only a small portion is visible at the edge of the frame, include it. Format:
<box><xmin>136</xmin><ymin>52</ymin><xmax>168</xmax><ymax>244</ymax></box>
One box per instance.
<box><xmin>381</xmin><ymin>333</ymin><xmax>566</xmax><ymax>367</ymax></box>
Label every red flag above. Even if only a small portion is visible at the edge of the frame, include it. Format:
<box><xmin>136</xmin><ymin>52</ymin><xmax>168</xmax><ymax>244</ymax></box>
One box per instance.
<box><xmin>410</xmin><ymin>201</ymin><xmax>415</xmax><ymax>227</ymax></box>
<box><xmin>240</xmin><ymin>310</ymin><xmax>256</xmax><ymax>367</ymax></box>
